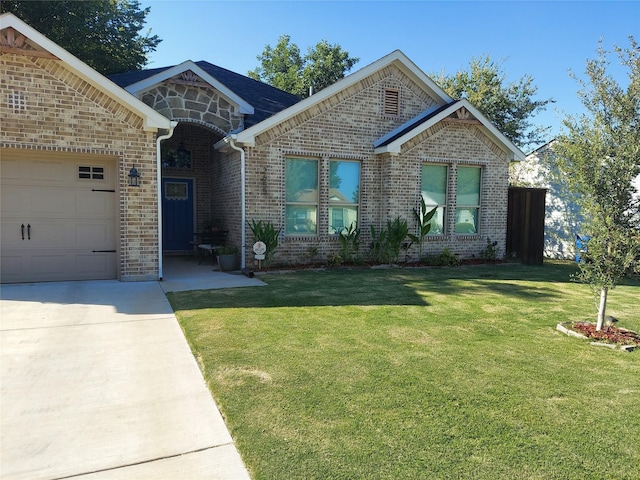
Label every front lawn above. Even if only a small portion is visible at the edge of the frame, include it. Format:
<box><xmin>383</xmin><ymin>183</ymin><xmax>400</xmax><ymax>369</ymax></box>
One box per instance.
<box><xmin>168</xmin><ymin>262</ymin><xmax>640</xmax><ymax>480</ymax></box>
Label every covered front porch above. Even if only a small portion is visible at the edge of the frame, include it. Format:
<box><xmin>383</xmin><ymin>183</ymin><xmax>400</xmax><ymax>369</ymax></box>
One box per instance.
<box><xmin>159</xmin><ymin>256</ymin><xmax>264</xmax><ymax>292</ymax></box>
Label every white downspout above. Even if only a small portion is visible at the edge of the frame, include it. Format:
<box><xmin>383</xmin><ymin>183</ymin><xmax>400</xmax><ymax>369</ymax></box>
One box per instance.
<box><xmin>157</xmin><ymin>123</ymin><xmax>177</xmax><ymax>280</ymax></box>
<box><xmin>226</xmin><ymin>136</ymin><xmax>247</xmax><ymax>270</ymax></box>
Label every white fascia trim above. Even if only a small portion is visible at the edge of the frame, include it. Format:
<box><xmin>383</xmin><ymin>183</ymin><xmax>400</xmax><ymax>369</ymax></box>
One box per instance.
<box><xmin>0</xmin><ymin>13</ymin><xmax>172</xmax><ymax>131</ymax></box>
<box><xmin>124</xmin><ymin>60</ymin><xmax>254</xmax><ymax>115</ymax></box>
<box><xmin>234</xmin><ymin>50</ymin><xmax>454</xmax><ymax>147</ymax></box>
<box><xmin>374</xmin><ymin>99</ymin><xmax>525</xmax><ymax>161</ymax></box>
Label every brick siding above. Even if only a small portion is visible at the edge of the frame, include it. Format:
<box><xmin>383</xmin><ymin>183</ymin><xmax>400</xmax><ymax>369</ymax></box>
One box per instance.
<box><xmin>217</xmin><ymin>65</ymin><xmax>511</xmax><ymax>267</ymax></box>
<box><xmin>1</xmin><ymin>55</ymin><xmax>160</xmax><ymax>280</ymax></box>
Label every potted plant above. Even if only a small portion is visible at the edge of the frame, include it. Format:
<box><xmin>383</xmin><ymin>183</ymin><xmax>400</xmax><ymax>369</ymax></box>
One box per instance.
<box><xmin>216</xmin><ymin>245</ymin><xmax>238</xmax><ymax>271</ymax></box>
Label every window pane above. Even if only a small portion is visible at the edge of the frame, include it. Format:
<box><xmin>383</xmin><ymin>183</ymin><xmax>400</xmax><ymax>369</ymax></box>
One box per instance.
<box><xmin>457</xmin><ymin>167</ymin><xmax>481</xmax><ymax>206</ymax></box>
<box><xmin>329</xmin><ymin>206</ymin><xmax>358</xmax><ymax>234</ymax></box>
<box><xmin>329</xmin><ymin>161</ymin><xmax>360</xmax><ymax>205</ymax></box>
<box><xmin>455</xmin><ymin>208</ymin><xmax>478</xmax><ymax>233</ymax></box>
<box><xmin>430</xmin><ymin>206</ymin><xmax>446</xmax><ymax>234</ymax></box>
<box><xmin>421</xmin><ymin>165</ymin><xmax>447</xmax><ymax>206</ymax></box>
<box><xmin>286</xmin><ymin>158</ymin><xmax>318</xmax><ymax>202</ymax></box>
<box><xmin>286</xmin><ymin>205</ymin><xmax>317</xmax><ymax>234</ymax></box>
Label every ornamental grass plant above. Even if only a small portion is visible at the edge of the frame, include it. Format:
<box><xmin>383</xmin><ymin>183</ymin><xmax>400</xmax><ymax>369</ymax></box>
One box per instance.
<box><xmin>168</xmin><ymin>261</ymin><xmax>639</xmax><ymax>480</ymax></box>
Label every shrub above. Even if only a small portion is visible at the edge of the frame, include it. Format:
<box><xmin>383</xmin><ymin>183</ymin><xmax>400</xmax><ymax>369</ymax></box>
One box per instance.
<box><xmin>249</xmin><ymin>219</ymin><xmax>281</xmax><ymax>268</ymax></box>
<box><xmin>423</xmin><ymin>248</ymin><xmax>460</xmax><ymax>266</ymax></box>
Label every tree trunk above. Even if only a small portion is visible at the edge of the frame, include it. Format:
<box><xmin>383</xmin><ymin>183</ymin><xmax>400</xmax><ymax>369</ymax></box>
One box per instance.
<box><xmin>596</xmin><ymin>286</ymin><xmax>608</xmax><ymax>331</ymax></box>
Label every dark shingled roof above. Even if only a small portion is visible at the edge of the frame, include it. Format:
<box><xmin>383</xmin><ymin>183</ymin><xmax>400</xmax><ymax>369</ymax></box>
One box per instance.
<box><xmin>108</xmin><ymin>61</ymin><xmax>301</xmax><ymax>128</ymax></box>
<box><xmin>375</xmin><ymin>101</ymin><xmax>457</xmax><ymax>148</ymax></box>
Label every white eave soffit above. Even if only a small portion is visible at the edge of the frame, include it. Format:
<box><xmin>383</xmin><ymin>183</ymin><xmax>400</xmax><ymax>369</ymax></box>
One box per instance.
<box><xmin>0</xmin><ymin>13</ymin><xmax>172</xmax><ymax>132</ymax></box>
<box><xmin>124</xmin><ymin>60</ymin><xmax>255</xmax><ymax>115</ymax></box>
<box><xmin>374</xmin><ymin>99</ymin><xmax>525</xmax><ymax>161</ymax></box>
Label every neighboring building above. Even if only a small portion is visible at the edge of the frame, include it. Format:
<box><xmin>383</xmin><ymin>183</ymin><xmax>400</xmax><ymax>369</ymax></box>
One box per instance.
<box><xmin>1</xmin><ymin>13</ymin><xmax>526</xmax><ymax>283</ymax></box>
<box><xmin>514</xmin><ymin>140</ymin><xmax>640</xmax><ymax>260</ymax></box>
<box><xmin>511</xmin><ymin>141</ymin><xmax>584</xmax><ymax>259</ymax></box>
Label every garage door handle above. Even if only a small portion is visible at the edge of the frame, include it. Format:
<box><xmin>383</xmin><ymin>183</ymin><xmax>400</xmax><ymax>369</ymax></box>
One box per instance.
<box><xmin>21</xmin><ymin>224</ymin><xmax>24</xmax><ymax>240</ymax></box>
<box><xmin>27</xmin><ymin>223</ymin><xmax>31</xmax><ymax>240</ymax></box>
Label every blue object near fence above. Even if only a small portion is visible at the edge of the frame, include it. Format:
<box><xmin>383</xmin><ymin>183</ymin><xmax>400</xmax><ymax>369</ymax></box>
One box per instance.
<box><xmin>575</xmin><ymin>234</ymin><xmax>590</xmax><ymax>263</ymax></box>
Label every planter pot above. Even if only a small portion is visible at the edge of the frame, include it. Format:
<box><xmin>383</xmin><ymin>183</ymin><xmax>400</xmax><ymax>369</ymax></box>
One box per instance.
<box><xmin>217</xmin><ymin>253</ymin><xmax>237</xmax><ymax>272</ymax></box>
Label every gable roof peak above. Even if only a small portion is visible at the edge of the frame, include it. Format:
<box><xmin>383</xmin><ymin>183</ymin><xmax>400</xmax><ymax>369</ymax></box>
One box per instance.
<box><xmin>0</xmin><ymin>13</ymin><xmax>172</xmax><ymax>131</ymax></box>
<box><xmin>230</xmin><ymin>49</ymin><xmax>454</xmax><ymax>147</ymax></box>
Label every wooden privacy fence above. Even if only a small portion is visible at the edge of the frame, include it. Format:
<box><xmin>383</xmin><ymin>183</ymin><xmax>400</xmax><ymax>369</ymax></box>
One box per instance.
<box><xmin>506</xmin><ymin>187</ymin><xmax>547</xmax><ymax>265</ymax></box>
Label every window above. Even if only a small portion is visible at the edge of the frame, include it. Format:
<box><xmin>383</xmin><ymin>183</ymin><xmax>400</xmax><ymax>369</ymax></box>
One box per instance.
<box><xmin>165</xmin><ymin>182</ymin><xmax>189</xmax><ymax>200</ymax></box>
<box><xmin>329</xmin><ymin>160</ymin><xmax>360</xmax><ymax>234</ymax></box>
<box><xmin>285</xmin><ymin>158</ymin><xmax>318</xmax><ymax>234</ymax></box>
<box><xmin>421</xmin><ymin>164</ymin><xmax>447</xmax><ymax>234</ymax></box>
<box><xmin>383</xmin><ymin>88</ymin><xmax>400</xmax><ymax>116</ymax></box>
<box><xmin>456</xmin><ymin>166</ymin><xmax>481</xmax><ymax>234</ymax></box>
<box><xmin>78</xmin><ymin>165</ymin><xmax>104</xmax><ymax>180</ymax></box>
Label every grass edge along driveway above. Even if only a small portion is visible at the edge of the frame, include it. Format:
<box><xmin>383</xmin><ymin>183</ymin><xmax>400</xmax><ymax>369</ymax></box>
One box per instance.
<box><xmin>168</xmin><ymin>262</ymin><xmax>640</xmax><ymax>480</ymax></box>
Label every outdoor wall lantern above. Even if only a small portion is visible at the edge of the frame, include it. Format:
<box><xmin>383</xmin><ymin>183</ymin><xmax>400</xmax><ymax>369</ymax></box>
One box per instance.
<box><xmin>128</xmin><ymin>166</ymin><xmax>140</xmax><ymax>187</ymax></box>
<box><xmin>176</xmin><ymin>142</ymin><xmax>191</xmax><ymax>167</ymax></box>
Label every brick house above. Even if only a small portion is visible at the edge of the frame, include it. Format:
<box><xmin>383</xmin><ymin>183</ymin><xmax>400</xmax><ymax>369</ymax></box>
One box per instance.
<box><xmin>211</xmin><ymin>51</ymin><xmax>526</xmax><ymax>269</ymax></box>
<box><xmin>1</xmin><ymin>13</ymin><xmax>525</xmax><ymax>282</ymax></box>
<box><xmin>1</xmin><ymin>13</ymin><xmax>174</xmax><ymax>283</ymax></box>
<box><xmin>113</xmin><ymin>51</ymin><xmax>524</xmax><ymax>271</ymax></box>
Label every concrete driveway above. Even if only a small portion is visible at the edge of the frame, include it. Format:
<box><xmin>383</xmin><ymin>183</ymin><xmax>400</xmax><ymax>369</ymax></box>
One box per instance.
<box><xmin>0</xmin><ymin>280</ymin><xmax>251</xmax><ymax>480</ymax></box>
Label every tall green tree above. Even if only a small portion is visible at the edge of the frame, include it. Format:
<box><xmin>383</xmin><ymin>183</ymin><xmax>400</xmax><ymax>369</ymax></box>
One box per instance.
<box><xmin>248</xmin><ymin>35</ymin><xmax>359</xmax><ymax>98</ymax></box>
<box><xmin>554</xmin><ymin>36</ymin><xmax>640</xmax><ymax>330</ymax></box>
<box><xmin>433</xmin><ymin>55</ymin><xmax>553</xmax><ymax>149</ymax></box>
<box><xmin>1</xmin><ymin>0</ymin><xmax>160</xmax><ymax>75</ymax></box>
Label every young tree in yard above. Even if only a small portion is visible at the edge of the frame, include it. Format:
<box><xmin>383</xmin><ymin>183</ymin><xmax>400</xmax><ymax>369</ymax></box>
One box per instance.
<box><xmin>248</xmin><ymin>35</ymin><xmax>359</xmax><ymax>98</ymax></box>
<box><xmin>554</xmin><ymin>36</ymin><xmax>640</xmax><ymax>331</ymax></box>
<box><xmin>0</xmin><ymin>0</ymin><xmax>160</xmax><ymax>75</ymax></box>
<box><xmin>433</xmin><ymin>55</ymin><xmax>553</xmax><ymax>150</ymax></box>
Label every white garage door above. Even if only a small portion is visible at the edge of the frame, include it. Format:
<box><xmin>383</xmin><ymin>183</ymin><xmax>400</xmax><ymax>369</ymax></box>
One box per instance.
<box><xmin>1</xmin><ymin>150</ymin><xmax>117</xmax><ymax>283</ymax></box>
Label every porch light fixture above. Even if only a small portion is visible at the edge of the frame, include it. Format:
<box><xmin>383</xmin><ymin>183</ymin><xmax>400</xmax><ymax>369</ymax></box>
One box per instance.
<box><xmin>176</xmin><ymin>142</ymin><xmax>191</xmax><ymax>167</ymax></box>
<box><xmin>128</xmin><ymin>166</ymin><xmax>140</xmax><ymax>187</ymax></box>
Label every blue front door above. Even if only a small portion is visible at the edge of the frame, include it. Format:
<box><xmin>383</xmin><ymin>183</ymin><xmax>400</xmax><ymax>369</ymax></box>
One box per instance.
<box><xmin>162</xmin><ymin>178</ymin><xmax>194</xmax><ymax>252</ymax></box>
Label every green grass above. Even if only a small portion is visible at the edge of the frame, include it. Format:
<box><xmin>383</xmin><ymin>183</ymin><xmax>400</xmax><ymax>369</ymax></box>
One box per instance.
<box><xmin>168</xmin><ymin>261</ymin><xmax>640</xmax><ymax>480</ymax></box>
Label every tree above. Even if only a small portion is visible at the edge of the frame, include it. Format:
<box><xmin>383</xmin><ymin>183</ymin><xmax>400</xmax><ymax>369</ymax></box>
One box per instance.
<box><xmin>433</xmin><ymin>55</ymin><xmax>553</xmax><ymax>150</ymax></box>
<box><xmin>554</xmin><ymin>36</ymin><xmax>640</xmax><ymax>331</ymax></box>
<box><xmin>248</xmin><ymin>35</ymin><xmax>359</xmax><ymax>98</ymax></box>
<box><xmin>0</xmin><ymin>0</ymin><xmax>160</xmax><ymax>75</ymax></box>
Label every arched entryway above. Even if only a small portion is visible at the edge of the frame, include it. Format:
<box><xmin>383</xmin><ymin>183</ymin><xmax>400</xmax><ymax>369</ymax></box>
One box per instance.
<box><xmin>160</xmin><ymin>122</ymin><xmax>225</xmax><ymax>254</ymax></box>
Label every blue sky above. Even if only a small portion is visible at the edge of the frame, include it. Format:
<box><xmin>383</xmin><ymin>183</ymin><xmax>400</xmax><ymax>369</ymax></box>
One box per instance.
<box><xmin>142</xmin><ymin>1</ymin><xmax>639</xmax><ymax>152</ymax></box>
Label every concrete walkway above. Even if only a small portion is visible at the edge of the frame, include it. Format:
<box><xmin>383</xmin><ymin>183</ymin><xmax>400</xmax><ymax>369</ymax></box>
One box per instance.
<box><xmin>0</xmin><ymin>275</ymin><xmax>253</xmax><ymax>479</ymax></box>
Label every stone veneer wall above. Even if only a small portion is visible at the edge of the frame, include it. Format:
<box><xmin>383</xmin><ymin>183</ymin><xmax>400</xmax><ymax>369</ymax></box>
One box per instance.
<box><xmin>1</xmin><ymin>55</ymin><xmax>161</xmax><ymax>280</ymax></box>
<box><xmin>141</xmin><ymin>79</ymin><xmax>244</xmax><ymax>135</ymax></box>
<box><xmin>222</xmin><ymin>64</ymin><xmax>510</xmax><ymax>267</ymax></box>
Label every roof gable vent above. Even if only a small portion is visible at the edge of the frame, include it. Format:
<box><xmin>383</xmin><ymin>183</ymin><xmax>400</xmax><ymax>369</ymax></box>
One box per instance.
<box><xmin>383</xmin><ymin>88</ymin><xmax>400</xmax><ymax>116</ymax></box>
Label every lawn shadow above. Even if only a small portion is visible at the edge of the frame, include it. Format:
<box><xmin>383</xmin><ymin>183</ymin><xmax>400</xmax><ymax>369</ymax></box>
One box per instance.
<box><xmin>167</xmin><ymin>261</ymin><xmax>639</xmax><ymax>311</ymax></box>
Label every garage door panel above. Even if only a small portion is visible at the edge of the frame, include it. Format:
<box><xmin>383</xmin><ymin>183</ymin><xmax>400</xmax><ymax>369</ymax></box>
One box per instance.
<box><xmin>0</xmin><ymin>158</ymin><xmax>24</xmax><ymax>182</ymax></box>
<box><xmin>75</xmin><ymin>223</ymin><xmax>115</xmax><ymax>247</ymax></box>
<box><xmin>29</xmin><ymin>159</ymin><xmax>71</xmax><ymax>184</ymax></box>
<box><xmin>76</xmin><ymin>253</ymin><xmax>117</xmax><ymax>277</ymax></box>
<box><xmin>0</xmin><ymin>254</ymin><xmax>26</xmax><ymax>283</ymax></box>
<box><xmin>75</xmin><ymin>191</ymin><xmax>115</xmax><ymax>217</ymax></box>
<box><xmin>1</xmin><ymin>152</ymin><xmax>118</xmax><ymax>283</ymax></box>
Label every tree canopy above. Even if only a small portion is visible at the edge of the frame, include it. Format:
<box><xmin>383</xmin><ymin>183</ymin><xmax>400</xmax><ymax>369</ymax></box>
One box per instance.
<box><xmin>554</xmin><ymin>36</ymin><xmax>640</xmax><ymax>330</ymax></box>
<box><xmin>433</xmin><ymin>55</ymin><xmax>553</xmax><ymax>150</ymax></box>
<box><xmin>1</xmin><ymin>0</ymin><xmax>160</xmax><ymax>75</ymax></box>
<box><xmin>248</xmin><ymin>35</ymin><xmax>359</xmax><ymax>98</ymax></box>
